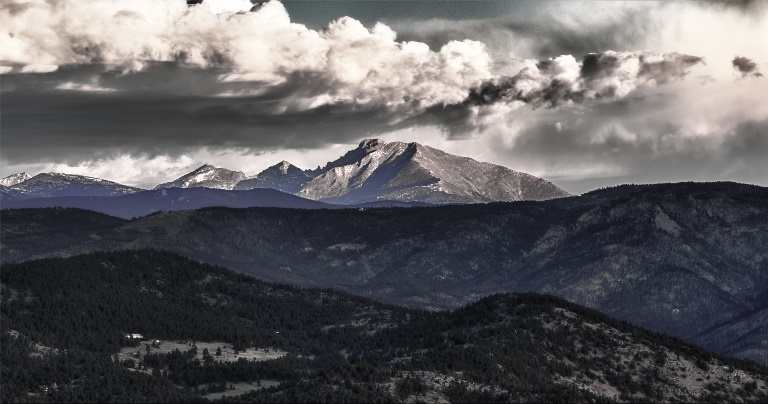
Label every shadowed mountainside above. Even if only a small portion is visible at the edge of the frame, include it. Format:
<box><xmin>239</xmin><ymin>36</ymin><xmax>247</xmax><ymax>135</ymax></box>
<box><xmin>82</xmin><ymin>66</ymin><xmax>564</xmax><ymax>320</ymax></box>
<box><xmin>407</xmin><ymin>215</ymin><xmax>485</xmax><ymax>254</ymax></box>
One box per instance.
<box><xmin>1</xmin><ymin>187</ymin><xmax>334</xmax><ymax>219</ymax></box>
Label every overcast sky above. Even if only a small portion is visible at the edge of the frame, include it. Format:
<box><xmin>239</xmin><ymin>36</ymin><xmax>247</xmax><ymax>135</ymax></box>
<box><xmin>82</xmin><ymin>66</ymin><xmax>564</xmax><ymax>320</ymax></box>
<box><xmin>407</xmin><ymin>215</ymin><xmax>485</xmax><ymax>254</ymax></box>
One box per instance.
<box><xmin>1</xmin><ymin>0</ymin><xmax>767</xmax><ymax>193</ymax></box>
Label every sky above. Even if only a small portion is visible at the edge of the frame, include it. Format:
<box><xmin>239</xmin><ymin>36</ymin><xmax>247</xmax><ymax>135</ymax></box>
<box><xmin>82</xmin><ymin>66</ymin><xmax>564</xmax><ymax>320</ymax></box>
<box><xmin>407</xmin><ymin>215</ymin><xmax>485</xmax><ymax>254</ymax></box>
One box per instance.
<box><xmin>1</xmin><ymin>0</ymin><xmax>767</xmax><ymax>193</ymax></box>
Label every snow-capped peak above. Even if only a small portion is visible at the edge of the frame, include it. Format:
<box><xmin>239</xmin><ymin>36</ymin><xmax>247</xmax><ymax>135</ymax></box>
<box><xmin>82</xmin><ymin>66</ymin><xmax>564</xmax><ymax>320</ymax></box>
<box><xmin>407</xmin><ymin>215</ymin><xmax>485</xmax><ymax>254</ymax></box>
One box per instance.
<box><xmin>155</xmin><ymin>164</ymin><xmax>246</xmax><ymax>190</ymax></box>
<box><xmin>0</xmin><ymin>172</ymin><xmax>31</xmax><ymax>187</ymax></box>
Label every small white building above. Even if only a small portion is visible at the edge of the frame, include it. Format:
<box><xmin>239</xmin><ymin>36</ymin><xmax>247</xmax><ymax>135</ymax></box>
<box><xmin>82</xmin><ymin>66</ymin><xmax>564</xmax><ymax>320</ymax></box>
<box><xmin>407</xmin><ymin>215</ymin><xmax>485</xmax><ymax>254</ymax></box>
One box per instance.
<box><xmin>125</xmin><ymin>333</ymin><xmax>144</xmax><ymax>339</ymax></box>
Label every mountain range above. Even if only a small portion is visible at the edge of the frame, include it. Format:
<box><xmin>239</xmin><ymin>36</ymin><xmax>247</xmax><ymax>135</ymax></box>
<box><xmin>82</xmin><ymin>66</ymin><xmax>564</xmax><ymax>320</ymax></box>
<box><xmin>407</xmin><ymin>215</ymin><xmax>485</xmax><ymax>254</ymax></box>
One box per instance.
<box><xmin>3</xmin><ymin>181</ymin><xmax>767</xmax><ymax>366</ymax></box>
<box><xmin>0</xmin><ymin>140</ymin><xmax>569</xmax><ymax>207</ymax></box>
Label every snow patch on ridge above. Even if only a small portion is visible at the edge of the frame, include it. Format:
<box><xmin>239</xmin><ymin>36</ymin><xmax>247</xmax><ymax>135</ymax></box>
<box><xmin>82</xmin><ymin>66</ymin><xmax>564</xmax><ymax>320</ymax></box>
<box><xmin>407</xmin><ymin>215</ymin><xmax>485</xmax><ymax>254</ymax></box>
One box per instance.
<box><xmin>0</xmin><ymin>173</ymin><xmax>31</xmax><ymax>187</ymax></box>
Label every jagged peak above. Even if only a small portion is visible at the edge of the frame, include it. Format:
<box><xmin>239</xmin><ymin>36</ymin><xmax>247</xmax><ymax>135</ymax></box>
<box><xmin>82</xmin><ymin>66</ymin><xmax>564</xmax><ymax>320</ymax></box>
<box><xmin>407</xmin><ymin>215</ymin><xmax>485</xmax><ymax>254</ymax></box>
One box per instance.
<box><xmin>263</xmin><ymin>160</ymin><xmax>300</xmax><ymax>175</ymax></box>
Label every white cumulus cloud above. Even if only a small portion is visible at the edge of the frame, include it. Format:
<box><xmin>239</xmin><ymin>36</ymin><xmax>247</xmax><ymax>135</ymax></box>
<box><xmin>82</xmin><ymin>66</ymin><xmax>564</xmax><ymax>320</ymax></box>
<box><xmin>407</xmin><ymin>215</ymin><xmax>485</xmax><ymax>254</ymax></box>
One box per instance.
<box><xmin>0</xmin><ymin>0</ymin><xmax>492</xmax><ymax>117</ymax></box>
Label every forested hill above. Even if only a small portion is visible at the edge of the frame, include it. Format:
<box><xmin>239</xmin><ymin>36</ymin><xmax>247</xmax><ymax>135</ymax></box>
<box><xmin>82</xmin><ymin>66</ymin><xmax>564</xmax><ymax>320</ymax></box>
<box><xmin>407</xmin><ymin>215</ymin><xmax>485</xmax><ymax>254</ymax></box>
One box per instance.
<box><xmin>2</xmin><ymin>181</ymin><xmax>767</xmax><ymax>366</ymax></box>
<box><xmin>2</xmin><ymin>250</ymin><xmax>768</xmax><ymax>402</ymax></box>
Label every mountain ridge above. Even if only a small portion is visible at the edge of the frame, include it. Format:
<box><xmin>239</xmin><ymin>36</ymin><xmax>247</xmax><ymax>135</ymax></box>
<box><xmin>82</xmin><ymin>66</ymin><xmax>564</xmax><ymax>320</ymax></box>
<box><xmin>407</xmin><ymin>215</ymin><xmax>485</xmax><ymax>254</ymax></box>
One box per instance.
<box><xmin>7</xmin><ymin>172</ymin><xmax>142</xmax><ymax>199</ymax></box>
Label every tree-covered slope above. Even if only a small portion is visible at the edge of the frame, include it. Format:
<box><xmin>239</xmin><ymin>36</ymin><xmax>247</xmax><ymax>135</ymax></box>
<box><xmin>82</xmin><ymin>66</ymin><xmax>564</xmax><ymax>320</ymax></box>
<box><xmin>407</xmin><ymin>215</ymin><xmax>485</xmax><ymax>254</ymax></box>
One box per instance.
<box><xmin>2</xmin><ymin>250</ymin><xmax>767</xmax><ymax>402</ymax></box>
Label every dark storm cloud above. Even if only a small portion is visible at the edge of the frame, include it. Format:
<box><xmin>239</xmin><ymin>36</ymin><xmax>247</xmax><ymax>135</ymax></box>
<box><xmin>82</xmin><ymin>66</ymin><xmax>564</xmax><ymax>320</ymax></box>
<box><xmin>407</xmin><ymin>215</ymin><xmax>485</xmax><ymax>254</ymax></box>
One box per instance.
<box><xmin>1</xmin><ymin>62</ymin><xmax>358</xmax><ymax>106</ymax></box>
<box><xmin>0</xmin><ymin>68</ymin><xmax>407</xmax><ymax>165</ymax></box>
<box><xmin>732</xmin><ymin>56</ymin><xmax>763</xmax><ymax>78</ymax></box>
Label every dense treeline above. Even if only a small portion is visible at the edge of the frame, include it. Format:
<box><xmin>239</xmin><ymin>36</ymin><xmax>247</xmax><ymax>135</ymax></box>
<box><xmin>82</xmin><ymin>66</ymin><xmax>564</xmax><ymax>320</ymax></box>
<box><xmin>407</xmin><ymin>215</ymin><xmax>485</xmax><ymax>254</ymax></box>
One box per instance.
<box><xmin>1</xmin><ymin>250</ymin><xmax>425</xmax><ymax>355</ymax></box>
<box><xmin>3</xmin><ymin>250</ymin><xmax>768</xmax><ymax>402</ymax></box>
